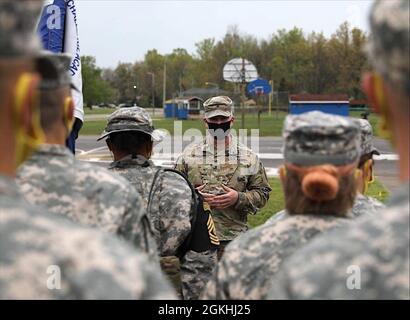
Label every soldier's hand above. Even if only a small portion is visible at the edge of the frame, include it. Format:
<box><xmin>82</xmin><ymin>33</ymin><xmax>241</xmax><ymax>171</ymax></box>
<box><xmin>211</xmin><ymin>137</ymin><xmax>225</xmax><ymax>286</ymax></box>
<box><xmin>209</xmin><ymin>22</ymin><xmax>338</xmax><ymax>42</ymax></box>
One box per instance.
<box><xmin>196</xmin><ymin>184</ymin><xmax>216</xmax><ymax>203</ymax></box>
<box><xmin>211</xmin><ymin>185</ymin><xmax>239</xmax><ymax>209</ymax></box>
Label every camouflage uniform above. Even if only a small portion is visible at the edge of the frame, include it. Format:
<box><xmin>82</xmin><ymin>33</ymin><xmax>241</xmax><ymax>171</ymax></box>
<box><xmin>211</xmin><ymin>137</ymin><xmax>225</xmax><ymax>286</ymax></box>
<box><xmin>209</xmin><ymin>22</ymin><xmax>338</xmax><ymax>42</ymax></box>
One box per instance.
<box><xmin>202</xmin><ymin>111</ymin><xmax>362</xmax><ymax>300</ymax></box>
<box><xmin>17</xmin><ymin>144</ymin><xmax>157</xmax><ymax>260</ymax></box>
<box><xmin>175</xmin><ymin>96</ymin><xmax>271</xmax><ymax>245</ymax></box>
<box><xmin>268</xmin><ymin>0</ymin><xmax>410</xmax><ymax>300</ymax></box>
<box><xmin>0</xmin><ymin>0</ymin><xmax>174</xmax><ymax>300</ymax></box>
<box><xmin>268</xmin><ymin>184</ymin><xmax>409</xmax><ymax>299</ymax></box>
<box><xmin>357</xmin><ymin>119</ymin><xmax>380</xmax><ymax>158</ymax></box>
<box><xmin>102</xmin><ymin>107</ymin><xmax>217</xmax><ymax>300</ymax></box>
<box><xmin>352</xmin><ymin>118</ymin><xmax>385</xmax><ymax>216</ymax></box>
<box><xmin>269</xmin><ymin>192</ymin><xmax>385</xmax><ymax>223</ymax></box>
<box><xmin>0</xmin><ymin>176</ymin><xmax>175</xmax><ymax>299</ymax></box>
<box><xmin>16</xmin><ymin>53</ymin><xmax>157</xmax><ymax>260</ymax></box>
<box><xmin>352</xmin><ymin>193</ymin><xmax>384</xmax><ymax>217</ymax></box>
<box><xmin>365</xmin><ymin>0</ymin><xmax>410</xmax><ymax>95</ymax></box>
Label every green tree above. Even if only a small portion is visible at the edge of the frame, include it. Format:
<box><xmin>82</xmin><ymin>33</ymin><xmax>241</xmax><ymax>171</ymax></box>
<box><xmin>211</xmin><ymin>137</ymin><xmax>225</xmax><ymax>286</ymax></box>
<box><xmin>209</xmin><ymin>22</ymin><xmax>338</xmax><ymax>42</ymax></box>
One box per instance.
<box><xmin>81</xmin><ymin>55</ymin><xmax>115</xmax><ymax>107</ymax></box>
<box><xmin>100</xmin><ymin>23</ymin><xmax>369</xmax><ymax>103</ymax></box>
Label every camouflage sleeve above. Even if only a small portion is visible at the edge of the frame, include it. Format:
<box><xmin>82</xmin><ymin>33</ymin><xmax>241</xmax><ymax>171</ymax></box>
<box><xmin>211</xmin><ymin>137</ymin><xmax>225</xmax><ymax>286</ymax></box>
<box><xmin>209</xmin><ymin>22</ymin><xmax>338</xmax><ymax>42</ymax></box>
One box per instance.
<box><xmin>72</xmin><ymin>233</ymin><xmax>177</xmax><ymax>299</ymax></box>
<box><xmin>139</xmin><ymin>255</ymin><xmax>179</xmax><ymax>300</ymax></box>
<box><xmin>266</xmin><ymin>269</ymin><xmax>293</xmax><ymax>299</ymax></box>
<box><xmin>352</xmin><ymin>195</ymin><xmax>386</xmax><ymax>218</ymax></box>
<box><xmin>118</xmin><ymin>186</ymin><xmax>159</xmax><ymax>261</ymax></box>
<box><xmin>234</xmin><ymin>160</ymin><xmax>272</xmax><ymax>215</ymax></box>
<box><xmin>149</xmin><ymin>172</ymin><xmax>192</xmax><ymax>256</ymax></box>
<box><xmin>67</xmin><ymin>235</ymin><xmax>177</xmax><ymax>299</ymax></box>
<box><xmin>180</xmin><ymin>249</ymin><xmax>218</xmax><ymax>300</ymax></box>
<box><xmin>268</xmin><ymin>197</ymin><xmax>410</xmax><ymax>300</ymax></box>
<box><xmin>174</xmin><ymin>155</ymin><xmax>188</xmax><ymax>176</ymax></box>
<box><xmin>0</xmin><ymin>203</ymin><xmax>176</xmax><ymax>299</ymax></box>
<box><xmin>200</xmin><ymin>253</ymin><xmax>231</xmax><ymax>300</ymax></box>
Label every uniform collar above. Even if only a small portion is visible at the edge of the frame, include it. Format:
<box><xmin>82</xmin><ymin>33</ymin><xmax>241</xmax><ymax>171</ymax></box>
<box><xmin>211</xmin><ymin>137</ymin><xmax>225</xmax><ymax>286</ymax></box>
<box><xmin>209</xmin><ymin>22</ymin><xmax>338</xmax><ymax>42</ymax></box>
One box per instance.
<box><xmin>34</xmin><ymin>144</ymin><xmax>74</xmax><ymax>158</ymax></box>
<box><xmin>202</xmin><ymin>134</ymin><xmax>238</xmax><ymax>156</ymax></box>
<box><xmin>109</xmin><ymin>154</ymin><xmax>153</xmax><ymax>169</ymax></box>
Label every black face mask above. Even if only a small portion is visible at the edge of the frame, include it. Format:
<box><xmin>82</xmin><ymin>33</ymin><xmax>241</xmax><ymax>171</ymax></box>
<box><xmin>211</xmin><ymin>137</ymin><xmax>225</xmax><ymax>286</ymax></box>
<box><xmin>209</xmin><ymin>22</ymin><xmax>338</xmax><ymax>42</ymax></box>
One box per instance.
<box><xmin>207</xmin><ymin>121</ymin><xmax>231</xmax><ymax>140</ymax></box>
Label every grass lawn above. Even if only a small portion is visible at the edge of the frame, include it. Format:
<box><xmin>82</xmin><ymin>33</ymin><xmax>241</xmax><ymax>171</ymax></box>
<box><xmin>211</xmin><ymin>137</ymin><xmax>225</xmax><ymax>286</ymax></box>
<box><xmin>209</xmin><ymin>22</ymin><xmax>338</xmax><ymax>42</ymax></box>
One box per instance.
<box><xmin>84</xmin><ymin>107</ymin><xmax>117</xmax><ymax>115</ymax></box>
<box><xmin>81</xmin><ymin>121</ymin><xmax>109</xmax><ymax>135</ymax></box>
<box><xmin>248</xmin><ymin>178</ymin><xmax>284</xmax><ymax>228</ymax></box>
<box><xmin>248</xmin><ymin>177</ymin><xmax>389</xmax><ymax>228</ymax></box>
<box><xmin>81</xmin><ymin>110</ymin><xmax>381</xmax><ymax>137</ymax></box>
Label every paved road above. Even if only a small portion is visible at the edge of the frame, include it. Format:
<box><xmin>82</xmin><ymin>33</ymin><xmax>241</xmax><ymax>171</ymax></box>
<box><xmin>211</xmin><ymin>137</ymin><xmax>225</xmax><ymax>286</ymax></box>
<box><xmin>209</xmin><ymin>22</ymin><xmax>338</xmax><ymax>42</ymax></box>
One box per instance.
<box><xmin>77</xmin><ymin>135</ymin><xmax>400</xmax><ymax>192</ymax></box>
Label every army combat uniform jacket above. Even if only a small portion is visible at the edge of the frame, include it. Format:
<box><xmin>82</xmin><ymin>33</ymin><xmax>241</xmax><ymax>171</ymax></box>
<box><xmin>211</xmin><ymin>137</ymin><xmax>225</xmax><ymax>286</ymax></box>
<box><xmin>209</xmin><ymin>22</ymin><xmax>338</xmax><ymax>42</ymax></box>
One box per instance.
<box><xmin>0</xmin><ymin>174</ymin><xmax>175</xmax><ymax>299</ymax></box>
<box><xmin>268</xmin><ymin>183</ymin><xmax>410</xmax><ymax>299</ymax></box>
<box><xmin>109</xmin><ymin>155</ymin><xmax>217</xmax><ymax>300</ymax></box>
<box><xmin>202</xmin><ymin>192</ymin><xmax>386</xmax><ymax>299</ymax></box>
<box><xmin>201</xmin><ymin>211</ymin><xmax>355</xmax><ymax>300</ymax></box>
<box><xmin>17</xmin><ymin>144</ymin><xmax>157</xmax><ymax>259</ymax></box>
<box><xmin>270</xmin><ymin>194</ymin><xmax>385</xmax><ymax>223</ymax></box>
<box><xmin>352</xmin><ymin>194</ymin><xmax>385</xmax><ymax>217</ymax></box>
<box><xmin>175</xmin><ymin>136</ymin><xmax>272</xmax><ymax>241</ymax></box>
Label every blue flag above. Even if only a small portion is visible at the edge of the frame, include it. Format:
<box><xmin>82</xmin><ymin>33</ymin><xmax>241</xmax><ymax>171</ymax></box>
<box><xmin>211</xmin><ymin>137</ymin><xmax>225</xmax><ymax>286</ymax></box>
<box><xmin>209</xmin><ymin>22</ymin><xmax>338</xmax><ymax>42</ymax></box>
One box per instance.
<box><xmin>37</xmin><ymin>0</ymin><xmax>84</xmax><ymax>153</ymax></box>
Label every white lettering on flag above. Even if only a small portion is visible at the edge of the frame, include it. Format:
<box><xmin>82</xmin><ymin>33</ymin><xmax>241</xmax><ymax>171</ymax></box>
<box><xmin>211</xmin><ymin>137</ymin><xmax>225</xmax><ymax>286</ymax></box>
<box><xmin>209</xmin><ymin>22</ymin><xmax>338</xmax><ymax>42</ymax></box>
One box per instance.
<box><xmin>64</xmin><ymin>0</ymin><xmax>84</xmax><ymax>122</ymax></box>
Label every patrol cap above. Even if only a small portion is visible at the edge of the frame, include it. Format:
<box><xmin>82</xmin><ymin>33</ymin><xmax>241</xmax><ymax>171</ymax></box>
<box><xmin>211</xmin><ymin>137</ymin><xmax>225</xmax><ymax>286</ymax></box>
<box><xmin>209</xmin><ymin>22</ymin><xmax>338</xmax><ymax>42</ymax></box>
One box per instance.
<box><xmin>203</xmin><ymin>96</ymin><xmax>233</xmax><ymax>119</ymax></box>
<box><xmin>36</xmin><ymin>51</ymin><xmax>79</xmax><ymax>92</ymax></box>
<box><xmin>366</xmin><ymin>0</ymin><xmax>410</xmax><ymax>95</ymax></box>
<box><xmin>357</xmin><ymin>119</ymin><xmax>380</xmax><ymax>157</ymax></box>
<box><xmin>98</xmin><ymin>107</ymin><xmax>165</xmax><ymax>142</ymax></box>
<box><xmin>283</xmin><ymin>111</ymin><xmax>361</xmax><ymax>166</ymax></box>
<box><xmin>0</xmin><ymin>0</ymin><xmax>43</xmax><ymax>57</ymax></box>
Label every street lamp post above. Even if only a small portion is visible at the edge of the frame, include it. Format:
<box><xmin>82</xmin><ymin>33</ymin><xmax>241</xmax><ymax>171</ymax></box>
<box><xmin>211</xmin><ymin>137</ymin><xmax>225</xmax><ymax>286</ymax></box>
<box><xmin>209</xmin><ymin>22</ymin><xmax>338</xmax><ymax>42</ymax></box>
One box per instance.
<box><xmin>147</xmin><ymin>72</ymin><xmax>155</xmax><ymax>116</ymax></box>
<box><xmin>133</xmin><ymin>85</ymin><xmax>137</xmax><ymax>106</ymax></box>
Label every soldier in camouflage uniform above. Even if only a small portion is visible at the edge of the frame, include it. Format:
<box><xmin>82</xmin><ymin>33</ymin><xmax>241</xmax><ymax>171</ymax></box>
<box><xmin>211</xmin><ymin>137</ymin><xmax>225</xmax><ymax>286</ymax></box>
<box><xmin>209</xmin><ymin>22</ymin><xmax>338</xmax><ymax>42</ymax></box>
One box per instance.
<box><xmin>271</xmin><ymin>118</ymin><xmax>385</xmax><ymax>224</ymax></box>
<box><xmin>202</xmin><ymin>111</ymin><xmax>364</xmax><ymax>300</ymax></box>
<box><xmin>352</xmin><ymin>118</ymin><xmax>385</xmax><ymax>217</ymax></box>
<box><xmin>175</xmin><ymin>96</ymin><xmax>272</xmax><ymax>259</ymax></box>
<box><xmin>99</xmin><ymin>107</ymin><xmax>218</xmax><ymax>300</ymax></box>
<box><xmin>0</xmin><ymin>0</ymin><xmax>175</xmax><ymax>299</ymax></box>
<box><xmin>268</xmin><ymin>0</ymin><xmax>409</xmax><ymax>299</ymax></box>
<box><xmin>16</xmin><ymin>52</ymin><xmax>157</xmax><ymax>260</ymax></box>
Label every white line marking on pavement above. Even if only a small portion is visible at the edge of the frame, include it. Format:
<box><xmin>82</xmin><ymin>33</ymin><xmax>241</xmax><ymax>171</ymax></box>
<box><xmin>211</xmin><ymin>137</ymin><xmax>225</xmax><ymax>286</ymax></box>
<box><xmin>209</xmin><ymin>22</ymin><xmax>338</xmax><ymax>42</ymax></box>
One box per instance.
<box><xmin>77</xmin><ymin>151</ymin><xmax>399</xmax><ymax>162</ymax></box>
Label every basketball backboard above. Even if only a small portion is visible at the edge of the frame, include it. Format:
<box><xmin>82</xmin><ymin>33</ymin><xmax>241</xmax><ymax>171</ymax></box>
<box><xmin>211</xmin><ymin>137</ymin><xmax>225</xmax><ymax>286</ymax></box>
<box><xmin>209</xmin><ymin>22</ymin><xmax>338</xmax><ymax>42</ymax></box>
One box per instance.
<box><xmin>223</xmin><ymin>58</ymin><xmax>258</xmax><ymax>83</ymax></box>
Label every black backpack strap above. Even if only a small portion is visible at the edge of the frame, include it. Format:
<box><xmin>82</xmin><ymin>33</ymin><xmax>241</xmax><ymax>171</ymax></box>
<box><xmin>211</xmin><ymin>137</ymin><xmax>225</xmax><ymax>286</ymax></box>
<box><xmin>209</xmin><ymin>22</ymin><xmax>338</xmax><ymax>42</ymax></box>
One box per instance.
<box><xmin>163</xmin><ymin>169</ymin><xmax>219</xmax><ymax>257</ymax></box>
<box><xmin>162</xmin><ymin>169</ymin><xmax>200</xmax><ymax>258</ymax></box>
<box><xmin>147</xmin><ymin>168</ymin><xmax>199</xmax><ymax>257</ymax></box>
<box><xmin>161</xmin><ymin>169</ymin><xmax>198</xmax><ymax>205</ymax></box>
<box><xmin>161</xmin><ymin>168</ymin><xmax>198</xmax><ymax>236</ymax></box>
<box><xmin>148</xmin><ymin>168</ymin><xmax>219</xmax><ymax>258</ymax></box>
<box><xmin>147</xmin><ymin>168</ymin><xmax>165</xmax><ymax>210</ymax></box>
<box><xmin>149</xmin><ymin>168</ymin><xmax>196</xmax><ymax>206</ymax></box>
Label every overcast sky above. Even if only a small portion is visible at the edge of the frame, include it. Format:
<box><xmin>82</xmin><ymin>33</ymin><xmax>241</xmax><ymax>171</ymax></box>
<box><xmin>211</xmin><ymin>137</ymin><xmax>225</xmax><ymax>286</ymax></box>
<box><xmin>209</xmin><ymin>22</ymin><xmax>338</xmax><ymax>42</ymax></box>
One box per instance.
<box><xmin>75</xmin><ymin>0</ymin><xmax>374</xmax><ymax>68</ymax></box>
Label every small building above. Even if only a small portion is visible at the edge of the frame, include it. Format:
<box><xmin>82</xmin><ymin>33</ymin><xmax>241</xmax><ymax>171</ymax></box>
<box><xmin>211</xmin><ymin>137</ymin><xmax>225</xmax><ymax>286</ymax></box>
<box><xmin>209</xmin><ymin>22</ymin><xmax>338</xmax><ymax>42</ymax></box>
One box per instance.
<box><xmin>163</xmin><ymin>96</ymin><xmax>204</xmax><ymax>119</ymax></box>
<box><xmin>289</xmin><ymin>94</ymin><xmax>350</xmax><ymax>116</ymax></box>
<box><xmin>181</xmin><ymin>88</ymin><xmax>229</xmax><ymax>100</ymax></box>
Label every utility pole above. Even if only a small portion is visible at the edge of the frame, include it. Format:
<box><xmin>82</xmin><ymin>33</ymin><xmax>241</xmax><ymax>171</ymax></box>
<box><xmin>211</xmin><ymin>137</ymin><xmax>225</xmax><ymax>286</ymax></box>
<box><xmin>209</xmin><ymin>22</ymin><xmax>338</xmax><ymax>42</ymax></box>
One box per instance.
<box><xmin>163</xmin><ymin>58</ymin><xmax>167</xmax><ymax>109</ymax></box>
<box><xmin>179</xmin><ymin>76</ymin><xmax>183</xmax><ymax>96</ymax></box>
<box><xmin>241</xmin><ymin>58</ymin><xmax>246</xmax><ymax>129</ymax></box>
<box><xmin>133</xmin><ymin>85</ymin><xmax>137</xmax><ymax>106</ymax></box>
<box><xmin>147</xmin><ymin>72</ymin><xmax>155</xmax><ymax>117</ymax></box>
<box><xmin>269</xmin><ymin>80</ymin><xmax>273</xmax><ymax>116</ymax></box>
